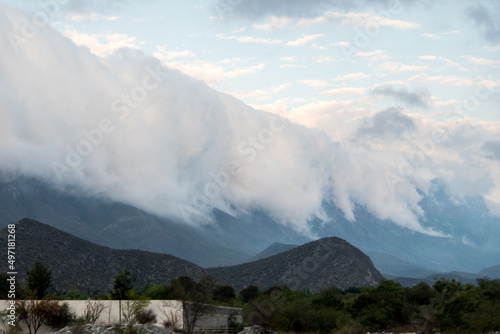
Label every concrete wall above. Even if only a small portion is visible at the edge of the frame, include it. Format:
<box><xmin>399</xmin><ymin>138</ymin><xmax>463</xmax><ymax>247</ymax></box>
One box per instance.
<box><xmin>0</xmin><ymin>300</ymin><xmax>242</xmax><ymax>334</ymax></box>
<box><xmin>183</xmin><ymin>302</ymin><xmax>243</xmax><ymax>331</ymax></box>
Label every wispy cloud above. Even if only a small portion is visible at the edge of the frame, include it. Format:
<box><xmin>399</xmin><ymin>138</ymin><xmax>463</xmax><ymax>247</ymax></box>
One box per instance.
<box><xmin>298</xmin><ymin>12</ymin><xmax>421</xmax><ymax>29</ymax></box>
<box><xmin>253</xmin><ymin>16</ymin><xmax>291</xmax><ymax>30</ymax></box>
<box><xmin>322</xmin><ymin>87</ymin><xmax>365</xmax><ymax>96</ymax></box>
<box><xmin>354</xmin><ymin>50</ymin><xmax>390</xmax><ymax>63</ymax></box>
<box><xmin>66</xmin><ymin>13</ymin><xmax>121</xmax><ymax>21</ymax></box>
<box><xmin>461</xmin><ymin>55</ymin><xmax>500</xmax><ymax>66</ymax></box>
<box><xmin>332</xmin><ymin>72</ymin><xmax>370</xmax><ymax>81</ymax></box>
<box><xmin>216</xmin><ymin>34</ymin><xmax>282</xmax><ymax>44</ymax></box>
<box><xmin>154</xmin><ymin>46</ymin><xmax>195</xmax><ymax>61</ymax></box>
<box><xmin>378</xmin><ymin>61</ymin><xmax>429</xmax><ymax>73</ymax></box>
<box><xmin>286</xmin><ymin>34</ymin><xmax>324</xmax><ymax>46</ymax></box>
<box><xmin>371</xmin><ymin>85</ymin><xmax>430</xmax><ymax>108</ymax></box>
<box><xmin>420</xmin><ymin>30</ymin><xmax>460</xmax><ymax>39</ymax></box>
<box><xmin>64</xmin><ymin>30</ymin><xmax>141</xmax><ymax>57</ymax></box>
<box><xmin>299</xmin><ymin>79</ymin><xmax>329</xmax><ymax>88</ymax></box>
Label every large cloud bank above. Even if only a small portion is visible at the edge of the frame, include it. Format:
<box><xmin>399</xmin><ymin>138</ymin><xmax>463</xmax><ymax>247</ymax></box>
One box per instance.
<box><xmin>0</xmin><ymin>3</ymin><xmax>499</xmax><ymax>237</ymax></box>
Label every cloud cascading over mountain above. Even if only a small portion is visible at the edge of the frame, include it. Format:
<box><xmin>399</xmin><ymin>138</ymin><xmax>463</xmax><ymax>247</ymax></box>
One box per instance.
<box><xmin>0</xmin><ymin>2</ymin><xmax>499</xmax><ymax>240</ymax></box>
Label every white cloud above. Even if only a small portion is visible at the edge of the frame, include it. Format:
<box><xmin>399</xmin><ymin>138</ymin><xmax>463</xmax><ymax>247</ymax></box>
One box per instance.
<box><xmin>66</xmin><ymin>13</ymin><xmax>121</xmax><ymax>21</ymax></box>
<box><xmin>419</xmin><ymin>55</ymin><xmax>437</xmax><ymax>60</ymax></box>
<box><xmin>2</xmin><ymin>3</ymin><xmax>500</xmax><ymax>240</ymax></box>
<box><xmin>421</xmin><ymin>30</ymin><xmax>460</xmax><ymax>39</ymax></box>
<box><xmin>299</xmin><ymin>79</ymin><xmax>329</xmax><ymax>88</ymax></box>
<box><xmin>484</xmin><ymin>45</ymin><xmax>500</xmax><ymax>52</ymax></box>
<box><xmin>298</xmin><ymin>12</ymin><xmax>420</xmax><ymax>29</ymax></box>
<box><xmin>354</xmin><ymin>50</ymin><xmax>390</xmax><ymax>63</ymax></box>
<box><xmin>253</xmin><ymin>16</ymin><xmax>291</xmax><ymax>30</ymax></box>
<box><xmin>154</xmin><ymin>46</ymin><xmax>195</xmax><ymax>61</ymax></box>
<box><xmin>216</xmin><ymin>34</ymin><xmax>282</xmax><ymax>44</ymax></box>
<box><xmin>160</xmin><ymin>59</ymin><xmax>266</xmax><ymax>85</ymax></box>
<box><xmin>330</xmin><ymin>41</ymin><xmax>352</xmax><ymax>47</ymax></box>
<box><xmin>326</xmin><ymin>12</ymin><xmax>421</xmax><ymax>29</ymax></box>
<box><xmin>64</xmin><ymin>30</ymin><xmax>141</xmax><ymax>58</ymax></box>
<box><xmin>378</xmin><ymin>61</ymin><xmax>430</xmax><ymax>73</ymax></box>
<box><xmin>312</xmin><ymin>56</ymin><xmax>336</xmax><ymax>63</ymax></box>
<box><xmin>321</xmin><ymin>87</ymin><xmax>365</xmax><ymax>96</ymax></box>
<box><xmin>461</xmin><ymin>55</ymin><xmax>500</xmax><ymax>66</ymax></box>
<box><xmin>421</xmin><ymin>33</ymin><xmax>442</xmax><ymax>39</ymax></box>
<box><xmin>286</xmin><ymin>34</ymin><xmax>324</xmax><ymax>46</ymax></box>
<box><xmin>332</xmin><ymin>72</ymin><xmax>370</xmax><ymax>81</ymax></box>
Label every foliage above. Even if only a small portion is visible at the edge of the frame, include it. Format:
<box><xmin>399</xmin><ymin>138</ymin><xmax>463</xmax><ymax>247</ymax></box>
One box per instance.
<box><xmin>122</xmin><ymin>293</ymin><xmax>150</xmax><ymax>324</ymax></box>
<box><xmin>228</xmin><ymin>311</ymin><xmax>244</xmax><ymax>334</ymax></box>
<box><xmin>61</xmin><ymin>290</ymin><xmax>89</xmax><ymax>300</ymax></box>
<box><xmin>212</xmin><ymin>285</ymin><xmax>236</xmax><ymax>303</ymax></box>
<box><xmin>112</xmin><ymin>270</ymin><xmax>136</xmax><ymax>300</ymax></box>
<box><xmin>83</xmin><ymin>300</ymin><xmax>108</xmax><ymax>324</ymax></box>
<box><xmin>26</xmin><ymin>261</ymin><xmax>52</xmax><ymax>300</ymax></box>
<box><xmin>183</xmin><ymin>301</ymin><xmax>210</xmax><ymax>334</ymax></box>
<box><xmin>15</xmin><ymin>297</ymin><xmax>65</xmax><ymax>334</ymax></box>
<box><xmin>159</xmin><ymin>307</ymin><xmax>181</xmax><ymax>331</ymax></box>
<box><xmin>135</xmin><ymin>309</ymin><xmax>157</xmax><ymax>324</ymax></box>
<box><xmin>0</xmin><ymin>309</ymin><xmax>22</xmax><ymax>334</ymax></box>
<box><xmin>45</xmin><ymin>302</ymin><xmax>75</xmax><ymax>329</ymax></box>
<box><xmin>17</xmin><ymin>271</ymin><xmax>500</xmax><ymax>334</ymax></box>
<box><xmin>239</xmin><ymin>285</ymin><xmax>259</xmax><ymax>303</ymax></box>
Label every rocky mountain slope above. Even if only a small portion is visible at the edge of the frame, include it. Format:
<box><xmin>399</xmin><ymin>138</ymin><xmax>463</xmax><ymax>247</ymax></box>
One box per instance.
<box><xmin>0</xmin><ymin>219</ymin><xmax>384</xmax><ymax>294</ymax></box>
<box><xmin>0</xmin><ymin>219</ymin><xmax>206</xmax><ymax>294</ymax></box>
<box><xmin>208</xmin><ymin>237</ymin><xmax>384</xmax><ymax>292</ymax></box>
<box><xmin>247</xmin><ymin>243</ymin><xmax>299</xmax><ymax>262</ymax></box>
<box><xmin>0</xmin><ymin>177</ymin><xmax>309</xmax><ymax>267</ymax></box>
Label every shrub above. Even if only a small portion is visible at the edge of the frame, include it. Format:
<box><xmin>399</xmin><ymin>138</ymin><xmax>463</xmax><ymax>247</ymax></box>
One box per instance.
<box><xmin>45</xmin><ymin>302</ymin><xmax>75</xmax><ymax>329</ymax></box>
<box><xmin>135</xmin><ymin>309</ymin><xmax>157</xmax><ymax>324</ymax></box>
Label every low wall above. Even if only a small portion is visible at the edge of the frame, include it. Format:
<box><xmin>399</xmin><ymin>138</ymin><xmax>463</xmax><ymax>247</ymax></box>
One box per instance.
<box><xmin>0</xmin><ymin>300</ymin><xmax>242</xmax><ymax>334</ymax></box>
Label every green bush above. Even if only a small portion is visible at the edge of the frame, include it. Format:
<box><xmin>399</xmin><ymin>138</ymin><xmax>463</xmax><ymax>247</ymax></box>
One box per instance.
<box><xmin>45</xmin><ymin>302</ymin><xmax>75</xmax><ymax>329</ymax></box>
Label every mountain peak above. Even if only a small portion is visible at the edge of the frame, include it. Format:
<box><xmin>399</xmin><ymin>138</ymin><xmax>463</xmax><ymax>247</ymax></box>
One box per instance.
<box><xmin>209</xmin><ymin>236</ymin><xmax>383</xmax><ymax>293</ymax></box>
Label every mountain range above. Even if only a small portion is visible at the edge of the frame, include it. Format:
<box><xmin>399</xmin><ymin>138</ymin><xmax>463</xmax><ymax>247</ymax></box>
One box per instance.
<box><xmin>1</xmin><ymin>176</ymin><xmax>499</xmax><ymax>275</ymax></box>
<box><xmin>0</xmin><ymin>219</ymin><xmax>382</xmax><ymax>294</ymax></box>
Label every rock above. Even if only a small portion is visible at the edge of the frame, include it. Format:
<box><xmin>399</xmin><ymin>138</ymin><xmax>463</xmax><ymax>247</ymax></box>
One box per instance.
<box><xmin>237</xmin><ymin>325</ymin><xmax>277</xmax><ymax>334</ymax></box>
<box><xmin>49</xmin><ymin>323</ymin><xmax>176</xmax><ymax>334</ymax></box>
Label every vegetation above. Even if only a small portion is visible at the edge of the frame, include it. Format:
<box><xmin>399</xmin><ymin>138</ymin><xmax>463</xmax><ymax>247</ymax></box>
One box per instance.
<box><xmin>26</xmin><ymin>261</ymin><xmax>52</xmax><ymax>300</ymax></box>
<box><xmin>4</xmin><ymin>262</ymin><xmax>500</xmax><ymax>334</ymax></box>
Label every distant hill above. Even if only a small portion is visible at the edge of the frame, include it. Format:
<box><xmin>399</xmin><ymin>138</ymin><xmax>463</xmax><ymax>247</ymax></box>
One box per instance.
<box><xmin>248</xmin><ymin>243</ymin><xmax>299</xmax><ymax>262</ymax></box>
<box><xmin>0</xmin><ymin>220</ymin><xmax>386</xmax><ymax>295</ymax></box>
<box><xmin>208</xmin><ymin>237</ymin><xmax>383</xmax><ymax>293</ymax></box>
<box><xmin>0</xmin><ymin>177</ymin><xmax>310</xmax><ymax>267</ymax></box>
<box><xmin>478</xmin><ymin>264</ymin><xmax>500</xmax><ymax>278</ymax></box>
<box><xmin>0</xmin><ymin>219</ymin><xmax>206</xmax><ymax>295</ymax></box>
<box><xmin>366</xmin><ymin>251</ymin><xmax>438</xmax><ymax>278</ymax></box>
<box><xmin>393</xmin><ymin>268</ymin><xmax>500</xmax><ymax>287</ymax></box>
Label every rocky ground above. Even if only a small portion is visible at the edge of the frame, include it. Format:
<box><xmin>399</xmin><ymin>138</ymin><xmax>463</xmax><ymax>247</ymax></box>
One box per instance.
<box><xmin>50</xmin><ymin>323</ymin><xmax>176</xmax><ymax>334</ymax></box>
<box><xmin>50</xmin><ymin>324</ymin><xmax>273</xmax><ymax>334</ymax></box>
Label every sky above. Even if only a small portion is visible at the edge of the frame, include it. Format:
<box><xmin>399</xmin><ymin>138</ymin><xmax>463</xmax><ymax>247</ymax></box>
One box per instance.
<box><xmin>0</xmin><ymin>0</ymin><xmax>499</xmax><ymax>239</ymax></box>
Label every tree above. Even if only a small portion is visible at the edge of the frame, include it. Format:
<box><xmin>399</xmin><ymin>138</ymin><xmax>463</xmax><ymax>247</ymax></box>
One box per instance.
<box><xmin>182</xmin><ymin>300</ymin><xmax>210</xmax><ymax>334</ymax></box>
<box><xmin>112</xmin><ymin>270</ymin><xmax>136</xmax><ymax>300</ymax></box>
<box><xmin>240</xmin><ymin>285</ymin><xmax>259</xmax><ymax>303</ymax></box>
<box><xmin>111</xmin><ymin>270</ymin><xmax>136</xmax><ymax>323</ymax></box>
<box><xmin>83</xmin><ymin>300</ymin><xmax>109</xmax><ymax>324</ymax></box>
<box><xmin>16</xmin><ymin>297</ymin><xmax>63</xmax><ymax>334</ymax></box>
<box><xmin>26</xmin><ymin>261</ymin><xmax>52</xmax><ymax>300</ymax></box>
<box><xmin>212</xmin><ymin>285</ymin><xmax>236</xmax><ymax>303</ymax></box>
